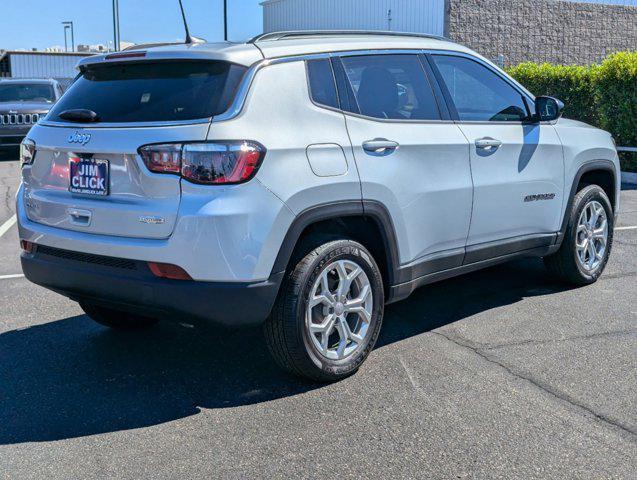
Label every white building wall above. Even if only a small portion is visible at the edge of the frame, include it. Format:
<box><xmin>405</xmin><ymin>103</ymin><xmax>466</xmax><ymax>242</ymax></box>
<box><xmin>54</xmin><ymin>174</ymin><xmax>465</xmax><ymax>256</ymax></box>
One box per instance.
<box><xmin>9</xmin><ymin>53</ymin><xmax>88</xmax><ymax>79</ymax></box>
<box><xmin>262</xmin><ymin>0</ymin><xmax>447</xmax><ymax>36</ymax></box>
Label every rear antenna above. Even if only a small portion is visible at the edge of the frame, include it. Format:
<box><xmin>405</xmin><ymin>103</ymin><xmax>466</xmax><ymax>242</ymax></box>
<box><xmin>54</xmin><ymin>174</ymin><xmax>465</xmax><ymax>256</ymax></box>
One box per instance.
<box><xmin>178</xmin><ymin>0</ymin><xmax>194</xmax><ymax>44</ymax></box>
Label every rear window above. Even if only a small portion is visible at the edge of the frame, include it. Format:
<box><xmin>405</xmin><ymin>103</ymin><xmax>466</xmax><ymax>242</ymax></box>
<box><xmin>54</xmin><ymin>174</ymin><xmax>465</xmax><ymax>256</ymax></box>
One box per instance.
<box><xmin>48</xmin><ymin>61</ymin><xmax>246</xmax><ymax>123</ymax></box>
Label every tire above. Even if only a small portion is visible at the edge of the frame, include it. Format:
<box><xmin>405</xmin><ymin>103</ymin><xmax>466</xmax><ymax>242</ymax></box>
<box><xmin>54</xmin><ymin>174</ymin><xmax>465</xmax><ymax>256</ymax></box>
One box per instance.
<box><xmin>264</xmin><ymin>239</ymin><xmax>385</xmax><ymax>382</ymax></box>
<box><xmin>80</xmin><ymin>302</ymin><xmax>160</xmax><ymax>330</ymax></box>
<box><xmin>544</xmin><ymin>185</ymin><xmax>614</xmax><ymax>285</ymax></box>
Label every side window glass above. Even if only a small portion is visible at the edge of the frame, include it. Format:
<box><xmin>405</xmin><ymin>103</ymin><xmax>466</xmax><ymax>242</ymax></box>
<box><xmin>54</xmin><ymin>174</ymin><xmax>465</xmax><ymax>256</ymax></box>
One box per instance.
<box><xmin>432</xmin><ymin>55</ymin><xmax>530</xmax><ymax>122</ymax></box>
<box><xmin>306</xmin><ymin>59</ymin><xmax>339</xmax><ymax>109</ymax></box>
<box><xmin>339</xmin><ymin>54</ymin><xmax>440</xmax><ymax>121</ymax></box>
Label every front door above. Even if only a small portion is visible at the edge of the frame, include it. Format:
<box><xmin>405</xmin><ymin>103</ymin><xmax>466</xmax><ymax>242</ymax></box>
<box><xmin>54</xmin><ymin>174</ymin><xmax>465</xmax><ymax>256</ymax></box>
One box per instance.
<box><xmin>334</xmin><ymin>53</ymin><xmax>473</xmax><ymax>278</ymax></box>
<box><xmin>430</xmin><ymin>54</ymin><xmax>565</xmax><ymax>251</ymax></box>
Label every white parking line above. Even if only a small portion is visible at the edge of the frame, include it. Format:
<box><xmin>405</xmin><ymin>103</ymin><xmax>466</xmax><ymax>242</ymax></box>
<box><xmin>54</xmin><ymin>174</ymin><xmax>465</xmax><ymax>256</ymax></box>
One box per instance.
<box><xmin>0</xmin><ymin>274</ymin><xmax>24</xmax><ymax>280</ymax></box>
<box><xmin>616</xmin><ymin>226</ymin><xmax>637</xmax><ymax>231</ymax></box>
<box><xmin>0</xmin><ymin>214</ymin><xmax>17</xmax><ymax>238</ymax></box>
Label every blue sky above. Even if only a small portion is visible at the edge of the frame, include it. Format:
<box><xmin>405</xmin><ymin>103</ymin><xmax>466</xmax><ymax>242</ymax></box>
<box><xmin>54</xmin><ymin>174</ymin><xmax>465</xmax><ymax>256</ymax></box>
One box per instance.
<box><xmin>0</xmin><ymin>0</ymin><xmax>263</xmax><ymax>51</ymax></box>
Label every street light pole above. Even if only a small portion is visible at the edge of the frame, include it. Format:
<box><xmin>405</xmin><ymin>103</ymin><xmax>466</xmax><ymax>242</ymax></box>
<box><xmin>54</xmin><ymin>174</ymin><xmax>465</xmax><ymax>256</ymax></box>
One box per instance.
<box><xmin>63</xmin><ymin>26</ymin><xmax>69</xmax><ymax>52</ymax></box>
<box><xmin>112</xmin><ymin>0</ymin><xmax>120</xmax><ymax>51</ymax></box>
<box><xmin>223</xmin><ymin>0</ymin><xmax>228</xmax><ymax>41</ymax></box>
<box><xmin>62</xmin><ymin>21</ymin><xmax>74</xmax><ymax>52</ymax></box>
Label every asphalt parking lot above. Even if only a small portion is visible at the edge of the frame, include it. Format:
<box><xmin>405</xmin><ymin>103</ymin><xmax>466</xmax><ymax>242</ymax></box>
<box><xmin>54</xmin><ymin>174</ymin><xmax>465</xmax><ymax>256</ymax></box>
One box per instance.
<box><xmin>0</xmin><ymin>151</ymin><xmax>635</xmax><ymax>479</ymax></box>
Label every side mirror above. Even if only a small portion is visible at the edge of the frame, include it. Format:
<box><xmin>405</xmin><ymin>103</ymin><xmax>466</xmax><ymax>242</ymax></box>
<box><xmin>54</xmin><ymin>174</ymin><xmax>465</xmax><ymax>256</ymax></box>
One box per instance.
<box><xmin>535</xmin><ymin>96</ymin><xmax>564</xmax><ymax>122</ymax></box>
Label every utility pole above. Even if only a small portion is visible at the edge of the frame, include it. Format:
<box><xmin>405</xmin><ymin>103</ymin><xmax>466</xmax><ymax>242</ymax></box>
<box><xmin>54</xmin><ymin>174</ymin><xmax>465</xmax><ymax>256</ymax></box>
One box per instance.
<box><xmin>223</xmin><ymin>0</ymin><xmax>228</xmax><ymax>41</ymax></box>
<box><xmin>62</xmin><ymin>21</ymin><xmax>74</xmax><ymax>51</ymax></box>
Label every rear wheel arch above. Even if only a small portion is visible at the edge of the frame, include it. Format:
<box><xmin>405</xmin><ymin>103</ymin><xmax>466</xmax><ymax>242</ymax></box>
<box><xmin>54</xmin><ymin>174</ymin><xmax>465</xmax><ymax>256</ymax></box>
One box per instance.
<box><xmin>271</xmin><ymin>201</ymin><xmax>400</xmax><ymax>291</ymax></box>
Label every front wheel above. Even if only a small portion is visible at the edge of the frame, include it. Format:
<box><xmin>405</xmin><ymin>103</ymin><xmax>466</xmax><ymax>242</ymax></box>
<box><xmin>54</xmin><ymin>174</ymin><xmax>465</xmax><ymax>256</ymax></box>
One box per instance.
<box><xmin>264</xmin><ymin>239</ymin><xmax>385</xmax><ymax>382</ymax></box>
<box><xmin>544</xmin><ymin>185</ymin><xmax>614</xmax><ymax>285</ymax></box>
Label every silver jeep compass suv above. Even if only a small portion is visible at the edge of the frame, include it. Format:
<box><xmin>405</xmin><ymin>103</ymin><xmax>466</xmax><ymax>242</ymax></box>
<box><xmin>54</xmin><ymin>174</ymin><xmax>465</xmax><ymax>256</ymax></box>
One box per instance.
<box><xmin>18</xmin><ymin>32</ymin><xmax>620</xmax><ymax>381</ymax></box>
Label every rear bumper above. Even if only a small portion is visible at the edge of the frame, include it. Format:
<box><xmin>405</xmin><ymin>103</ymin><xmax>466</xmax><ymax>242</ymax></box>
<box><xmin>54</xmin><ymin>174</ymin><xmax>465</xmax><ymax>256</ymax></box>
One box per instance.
<box><xmin>21</xmin><ymin>245</ymin><xmax>283</xmax><ymax>327</ymax></box>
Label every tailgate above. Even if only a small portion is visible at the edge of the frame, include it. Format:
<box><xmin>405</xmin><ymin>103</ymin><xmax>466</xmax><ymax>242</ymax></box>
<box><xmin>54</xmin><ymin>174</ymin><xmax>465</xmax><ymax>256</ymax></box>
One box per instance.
<box><xmin>22</xmin><ymin>123</ymin><xmax>209</xmax><ymax>239</ymax></box>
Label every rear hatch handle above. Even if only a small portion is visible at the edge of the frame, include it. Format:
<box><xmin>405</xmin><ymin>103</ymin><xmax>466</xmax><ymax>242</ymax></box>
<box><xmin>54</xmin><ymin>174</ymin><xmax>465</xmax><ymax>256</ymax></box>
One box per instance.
<box><xmin>68</xmin><ymin>208</ymin><xmax>92</xmax><ymax>227</ymax></box>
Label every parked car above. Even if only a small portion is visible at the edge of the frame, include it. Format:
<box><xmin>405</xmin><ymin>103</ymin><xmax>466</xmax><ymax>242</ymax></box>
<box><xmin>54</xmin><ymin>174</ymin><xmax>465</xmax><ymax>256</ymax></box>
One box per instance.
<box><xmin>17</xmin><ymin>32</ymin><xmax>620</xmax><ymax>381</ymax></box>
<box><xmin>0</xmin><ymin>78</ymin><xmax>63</xmax><ymax>151</ymax></box>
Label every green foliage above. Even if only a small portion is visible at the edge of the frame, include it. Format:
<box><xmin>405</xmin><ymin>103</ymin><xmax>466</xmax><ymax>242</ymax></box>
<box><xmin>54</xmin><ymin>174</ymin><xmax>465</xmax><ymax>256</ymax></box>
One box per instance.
<box><xmin>507</xmin><ymin>52</ymin><xmax>637</xmax><ymax>171</ymax></box>
<box><xmin>595</xmin><ymin>51</ymin><xmax>637</xmax><ymax>150</ymax></box>
<box><xmin>507</xmin><ymin>62</ymin><xmax>599</xmax><ymax>125</ymax></box>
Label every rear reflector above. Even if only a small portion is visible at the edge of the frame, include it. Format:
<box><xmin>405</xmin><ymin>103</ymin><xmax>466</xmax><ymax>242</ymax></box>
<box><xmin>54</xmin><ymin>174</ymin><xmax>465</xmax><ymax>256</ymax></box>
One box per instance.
<box><xmin>20</xmin><ymin>240</ymin><xmax>34</xmax><ymax>253</ymax></box>
<box><xmin>148</xmin><ymin>262</ymin><xmax>192</xmax><ymax>280</ymax></box>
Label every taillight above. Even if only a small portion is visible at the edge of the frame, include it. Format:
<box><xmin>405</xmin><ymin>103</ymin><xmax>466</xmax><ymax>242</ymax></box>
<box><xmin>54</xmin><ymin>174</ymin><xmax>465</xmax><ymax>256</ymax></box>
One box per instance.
<box><xmin>20</xmin><ymin>138</ymin><xmax>36</xmax><ymax>167</ymax></box>
<box><xmin>138</xmin><ymin>141</ymin><xmax>266</xmax><ymax>185</ymax></box>
<box><xmin>139</xmin><ymin>144</ymin><xmax>181</xmax><ymax>174</ymax></box>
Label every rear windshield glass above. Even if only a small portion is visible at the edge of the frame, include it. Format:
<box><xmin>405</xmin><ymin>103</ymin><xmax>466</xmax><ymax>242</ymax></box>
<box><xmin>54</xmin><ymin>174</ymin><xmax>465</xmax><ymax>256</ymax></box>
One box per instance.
<box><xmin>48</xmin><ymin>61</ymin><xmax>246</xmax><ymax>123</ymax></box>
<box><xmin>0</xmin><ymin>84</ymin><xmax>54</xmax><ymax>103</ymax></box>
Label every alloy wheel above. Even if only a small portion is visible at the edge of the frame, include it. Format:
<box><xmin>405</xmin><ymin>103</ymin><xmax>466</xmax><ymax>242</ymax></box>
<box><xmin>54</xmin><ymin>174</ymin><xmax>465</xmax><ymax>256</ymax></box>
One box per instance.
<box><xmin>306</xmin><ymin>259</ymin><xmax>373</xmax><ymax>360</ymax></box>
<box><xmin>575</xmin><ymin>200</ymin><xmax>608</xmax><ymax>272</ymax></box>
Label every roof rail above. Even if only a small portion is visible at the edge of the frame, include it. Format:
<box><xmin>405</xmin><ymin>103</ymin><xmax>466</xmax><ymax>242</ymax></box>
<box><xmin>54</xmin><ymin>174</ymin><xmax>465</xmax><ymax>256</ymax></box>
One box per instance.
<box><xmin>249</xmin><ymin>30</ymin><xmax>450</xmax><ymax>44</ymax></box>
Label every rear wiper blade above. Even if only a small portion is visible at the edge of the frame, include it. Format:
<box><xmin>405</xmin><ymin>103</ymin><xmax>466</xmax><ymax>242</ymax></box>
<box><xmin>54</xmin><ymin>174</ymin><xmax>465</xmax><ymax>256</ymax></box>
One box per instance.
<box><xmin>58</xmin><ymin>109</ymin><xmax>100</xmax><ymax>123</ymax></box>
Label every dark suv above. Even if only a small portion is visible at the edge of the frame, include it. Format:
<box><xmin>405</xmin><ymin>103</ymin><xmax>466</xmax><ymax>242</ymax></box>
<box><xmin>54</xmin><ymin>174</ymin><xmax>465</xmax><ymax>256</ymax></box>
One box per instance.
<box><xmin>0</xmin><ymin>79</ymin><xmax>63</xmax><ymax>151</ymax></box>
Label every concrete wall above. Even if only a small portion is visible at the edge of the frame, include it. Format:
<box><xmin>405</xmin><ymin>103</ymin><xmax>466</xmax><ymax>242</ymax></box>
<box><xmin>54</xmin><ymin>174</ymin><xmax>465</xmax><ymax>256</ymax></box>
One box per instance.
<box><xmin>447</xmin><ymin>0</ymin><xmax>637</xmax><ymax>65</ymax></box>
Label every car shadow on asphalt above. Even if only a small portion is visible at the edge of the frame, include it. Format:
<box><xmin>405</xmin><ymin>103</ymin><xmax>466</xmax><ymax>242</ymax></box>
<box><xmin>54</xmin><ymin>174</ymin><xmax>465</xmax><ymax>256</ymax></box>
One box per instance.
<box><xmin>0</xmin><ymin>257</ymin><xmax>572</xmax><ymax>444</ymax></box>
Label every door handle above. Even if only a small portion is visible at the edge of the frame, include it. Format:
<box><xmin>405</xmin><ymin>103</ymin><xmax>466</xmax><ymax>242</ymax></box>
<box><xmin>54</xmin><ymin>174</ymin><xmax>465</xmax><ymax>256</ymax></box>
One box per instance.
<box><xmin>475</xmin><ymin>137</ymin><xmax>503</xmax><ymax>150</ymax></box>
<box><xmin>362</xmin><ymin>138</ymin><xmax>399</xmax><ymax>156</ymax></box>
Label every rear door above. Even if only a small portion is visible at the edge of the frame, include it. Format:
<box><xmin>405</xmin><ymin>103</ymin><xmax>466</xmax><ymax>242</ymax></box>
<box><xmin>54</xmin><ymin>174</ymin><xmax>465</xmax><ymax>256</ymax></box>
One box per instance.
<box><xmin>335</xmin><ymin>53</ymin><xmax>473</xmax><ymax>272</ymax></box>
<box><xmin>23</xmin><ymin>60</ymin><xmax>246</xmax><ymax>239</ymax></box>
<box><xmin>430</xmin><ymin>54</ymin><xmax>564</xmax><ymax>248</ymax></box>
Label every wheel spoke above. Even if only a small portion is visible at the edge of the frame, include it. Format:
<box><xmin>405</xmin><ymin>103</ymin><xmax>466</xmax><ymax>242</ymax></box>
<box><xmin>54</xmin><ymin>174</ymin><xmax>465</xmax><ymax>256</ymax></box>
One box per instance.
<box><xmin>576</xmin><ymin>223</ymin><xmax>587</xmax><ymax>235</ymax></box>
<box><xmin>345</xmin><ymin>284</ymin><xmax>371</xmax><ymax>310</ymax></box>
<box><xmin>319</xmin><ymin>272</ymin><xmax>335</xmax><ymax>303</ymax></box>
<box><xmin>338</xmin><ymin>317</ymin><xmax>365</xmax><ymax>345</ymax></box>
<box><xmin>576</xmin><ymin>238</ymin><xmax>588</xmax><ymax>252</ymax></box>
<box><xmin>335</xmin><ymin>319</ymin><xmax>349</xmax><ymax>358</ymax></box>
<box><xmin>310</xmin><ymin>294</ymin><xmax>333</xmax><ymax>308</ymax></box>
<box><xmin>310</xmin><ymin>314</ymin><xmax>336</xmax><ymax>335</ymax></box>
<box><xmin>310</xmin><ymin>314</ymin><xmax>337</xmax><ymax>354</ymax></box>
<box><xmin>595</xmin><ymin>235</ymin><xmax>606</xmax><ymax>250</ymax></box>
<box><xmin>335</xmin><ymin>261</ymin><xmax>363</xmax><ymax>299</ymax></box>
<box><xmin>593</xmin><ymin>220</ymin><xmax>607</xmax><ymax>239</ymax></box>
<box><xmin>588</xmin><ymin>205</ymin><xmax>599</xmax><ymax>229</ymax></box>
<box><xmin>587</xmin><ymin>241</ymin><xmax>596</xmax><ymax>269</ymax></box>
<box><xmin>348</xmin><ymin>306</ymin><xmax>371</xmax><ymax>323</ymax></box>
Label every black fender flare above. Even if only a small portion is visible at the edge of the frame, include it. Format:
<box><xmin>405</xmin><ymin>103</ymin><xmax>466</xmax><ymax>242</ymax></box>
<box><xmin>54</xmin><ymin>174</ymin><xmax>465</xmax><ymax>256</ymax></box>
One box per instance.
<box><xmin>270</xmin><ymin>200</ymin><xmax>401</xmax><ymax>286</ymax></box>
<box><xmin>557</xmin><ymin>160</ymin><xmax>617</xmax><ymax>243</ymax></box>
